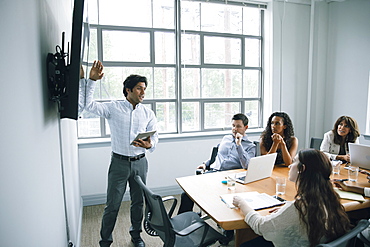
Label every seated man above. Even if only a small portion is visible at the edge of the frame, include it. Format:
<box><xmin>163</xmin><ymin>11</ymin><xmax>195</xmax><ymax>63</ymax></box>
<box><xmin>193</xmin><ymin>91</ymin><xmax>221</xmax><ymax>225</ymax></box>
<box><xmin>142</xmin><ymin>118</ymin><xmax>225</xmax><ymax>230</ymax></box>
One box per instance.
<box><xmin>178</xmin><ymin>113</ymin><xmax>256</xmax><ymax>244</ymax></box>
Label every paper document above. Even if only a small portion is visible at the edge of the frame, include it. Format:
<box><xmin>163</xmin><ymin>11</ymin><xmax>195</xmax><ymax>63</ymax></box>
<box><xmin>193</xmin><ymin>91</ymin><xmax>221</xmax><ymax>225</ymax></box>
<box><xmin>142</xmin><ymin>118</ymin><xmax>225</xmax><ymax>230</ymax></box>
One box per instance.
<box><xmin>220</xmin><ymin>191</ymin><xmax>285</xmax><ymax>210</ymax></box>
<box><xmin>334</xmin><ymin>188</ymin><xmax>366</xmax><ymax>202</ymax></box>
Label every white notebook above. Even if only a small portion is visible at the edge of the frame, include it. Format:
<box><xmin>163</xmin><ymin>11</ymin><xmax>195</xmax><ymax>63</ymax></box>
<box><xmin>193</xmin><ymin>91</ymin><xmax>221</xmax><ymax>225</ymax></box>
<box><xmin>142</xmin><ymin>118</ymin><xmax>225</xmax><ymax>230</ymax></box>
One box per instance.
<box><xmin>334</xmin><ymin>188</ymin><xmax>365</xmax><ymax>202</ymax></box>
<box><xmin>220</xmin><ymin>191</ymin><xmax>285</xmax><ymax>210</ymax></box>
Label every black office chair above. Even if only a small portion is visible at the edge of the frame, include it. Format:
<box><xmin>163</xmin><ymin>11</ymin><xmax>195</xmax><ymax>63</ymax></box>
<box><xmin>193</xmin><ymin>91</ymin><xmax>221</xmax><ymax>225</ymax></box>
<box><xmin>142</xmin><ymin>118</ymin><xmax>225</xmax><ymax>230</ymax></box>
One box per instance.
<box><xmin>207</xmin><ymin>146</ymin><xmax>219</xmax><ymax>170</ymax></box>
<box><xmin>134</xmin><ymin>175</ymin><xmax>225</xmax><ymax>247</ymax></box>
<box><xmin>358</xmin><ymin>224</ymin><xmax>370</xmax><ymax>247</ymax></box>
<box><xmin>310</xmin><ymin>137</ymin><xmax>323</xmax><ymax>150</ymax></box>
<box><xmin>316</xmin><ymin>219</ymin><xmax>370</xmax><ymax>247</ymax></box>
<box><xmin>253</xmin><ymin>140</ymin><xmax>261</xmax><ymax>156</ymax></box>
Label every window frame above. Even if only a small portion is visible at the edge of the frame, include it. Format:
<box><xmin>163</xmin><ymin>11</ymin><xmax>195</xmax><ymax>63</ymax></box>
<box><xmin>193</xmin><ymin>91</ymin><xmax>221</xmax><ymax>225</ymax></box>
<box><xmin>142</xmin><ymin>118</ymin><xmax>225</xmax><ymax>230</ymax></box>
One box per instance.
<box><xmin>78</xmin><ymin>0</ymin><xmax>266</xmax><ymax>139</ymax></box>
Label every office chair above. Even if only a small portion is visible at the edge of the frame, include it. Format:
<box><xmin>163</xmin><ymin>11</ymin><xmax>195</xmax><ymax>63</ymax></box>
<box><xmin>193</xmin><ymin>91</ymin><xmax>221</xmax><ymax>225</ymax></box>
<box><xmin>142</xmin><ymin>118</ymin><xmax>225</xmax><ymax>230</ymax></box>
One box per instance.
<box><xmin>207</xmin><ymin>146</ymin><xmax>219</xmax><ymax>169</ymax></box>
<box><xmin>253</xmin><ymin>140</ymin><xmax>261</xmax><ymax>156</ymax></box>
<box><xmin>310</xmin><ymin>137</ymin><xmax>323</xmax><ymax>150</ymax></box>
<box><xmin>358</xmin><ymin>224</ymin><xmax>370</xmax><ymax>247</ymax></box>
<box><xmin>134</xmin><ymin>175</ymin><xmax>225</xmax><ymax>247</ymax></box>
<box><xmin>316</xmin><ymin>219</ymin><xmax>370</xmax><ymax>247</ymax></box>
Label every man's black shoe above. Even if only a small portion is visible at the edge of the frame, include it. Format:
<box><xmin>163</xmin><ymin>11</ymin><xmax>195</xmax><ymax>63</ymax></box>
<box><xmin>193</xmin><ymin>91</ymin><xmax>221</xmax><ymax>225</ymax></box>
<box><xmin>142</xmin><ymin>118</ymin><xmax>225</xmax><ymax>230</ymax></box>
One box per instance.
<box><xmin>131</xmin><ymin>237</ymin><xmax>145</xmax><ymax>247</ymax></box>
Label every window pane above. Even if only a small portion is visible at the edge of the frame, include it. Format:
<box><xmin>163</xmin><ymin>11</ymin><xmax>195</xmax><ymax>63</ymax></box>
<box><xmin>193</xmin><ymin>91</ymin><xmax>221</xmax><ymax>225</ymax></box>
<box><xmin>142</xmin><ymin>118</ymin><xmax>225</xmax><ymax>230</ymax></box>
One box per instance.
<box><xmin>103</xmin><ymin>31</ymin><xmax>150</xmax><ymax>62</ymax></box>
<box><xmin>245</xmin><ymin>38</ymin><xmax>260</xmax><ymax>67</ymax></box>
<box><xmin>78</xmin><ymin>111</ymin><xmax>101</xmax><ymax>138</ymax></box>
<box><xmin>182</xmin><ymin>68</ymin><xmax>200</xmax><ymax>98</ymax></box>
<box><xmin>153</xmin><ymin>0</ymin><xmax>175</xmax><ymax>28</ymax></box>
<box><xmin>154</xmin><ymin>68</ymin><xmax>176</xmax><ymax>99</ymax></box>
<box><xmin>155</xmin><ymin>32</ymin><xmax>175</xmax><ymax>64</ymax></box>
<box><xmin>156</xmin><ymin>102</ymin><xmax>177</xmax><ymax>133</ymax></box>
<box><xmin>99</xmin><ymin>67</ymin><xmax>153</xmax><ymax>100</ymax></box>
<box><xmin>202</xmin><ymin>69</ymin><xmax>242</xmax><ymax>98</ymax></box>
<box><xmin>201</xmin><ymin>3</ymin><xmax>242</xmax><ymax>34</ymax></box>
<box><xmin>99</xmin><ymin>0</ymin><xmax>152</xmax><ymax>27</ymax></box>
<box><xmin>243</xmin><ymin>8</ymin><xmax>261</xmax><ymax>36</ymax></box>
<box><xmin>181</xmin><ymin>34</ymin><xmax>200</xmax><ymax>65</ymax></box>
<box><xmin>204</xmin><ymin>102</ymin><xmax>240</xmax><ymax>129</ymax></box>
<box><xmin>243</xmin><ymin>70</ymin><xmax>259</xmax><ymax>98</ymax></box>
<box><xmin>142</xmin><ymin>103</ymin><xmax>152</xmax><ymax>110</ymax></box>
<box><xmin>181</xmin><ymin>1</ymin><xmax>200</xmax><ymax>31</ymax></box>
<box><xmin>245</xmin><ymin>101</ymin><xmax>259</xmax><ymax>128</ymax></box>
<box><xmin>204</xmin><ymin>36</ymin><xmax>241</xmax><ymax>65</ymax></box>
<box><xmin>83</xmin><ymin>28</ymin><xmax>97</xmax><ymax>62</ymax></box>
<box><xmin>182</xmin><ymin>102</ymin><xmax>200</xmax><ymax>131</ymax></box>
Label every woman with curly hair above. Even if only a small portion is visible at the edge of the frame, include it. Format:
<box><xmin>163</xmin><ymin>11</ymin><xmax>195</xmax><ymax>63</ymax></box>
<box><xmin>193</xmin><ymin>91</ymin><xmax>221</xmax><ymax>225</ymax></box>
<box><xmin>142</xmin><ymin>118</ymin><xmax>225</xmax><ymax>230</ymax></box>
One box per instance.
<box><xmin>320</xmin><ymin>115</ymin><xmax>360</xmax><ymax>162</ymax></box>
<box><xmin>260</xmin><ymin>112</ymin><xmax>298</xmax><ymax>166</ymax></box>
<box><xmin>233</xmin><ymin>149</ymin><xmax>351</xmax><ymax>247</ymax></box>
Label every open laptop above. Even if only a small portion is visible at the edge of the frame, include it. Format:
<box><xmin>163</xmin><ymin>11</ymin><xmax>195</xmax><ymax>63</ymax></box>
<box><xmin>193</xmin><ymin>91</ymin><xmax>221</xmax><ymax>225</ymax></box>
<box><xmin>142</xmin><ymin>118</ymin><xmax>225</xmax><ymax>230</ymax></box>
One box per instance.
<box><xmin>349</xmin><ymin>143</ymin><xmax>370</xmax><ymax>170</ymax></box>
<box><xmin>234</xmin><ymin>153</ymin><xmax>277</xmax><ymax>184</ymax></box>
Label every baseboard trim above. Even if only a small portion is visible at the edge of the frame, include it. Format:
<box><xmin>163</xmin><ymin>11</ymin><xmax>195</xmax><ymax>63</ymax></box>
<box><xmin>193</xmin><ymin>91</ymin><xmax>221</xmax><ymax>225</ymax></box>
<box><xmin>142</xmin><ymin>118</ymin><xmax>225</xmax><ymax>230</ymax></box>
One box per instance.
<box><xmin>82</xmin><ymin>185</ymin><xmax>183</xmax><ymax>206</ymax></box>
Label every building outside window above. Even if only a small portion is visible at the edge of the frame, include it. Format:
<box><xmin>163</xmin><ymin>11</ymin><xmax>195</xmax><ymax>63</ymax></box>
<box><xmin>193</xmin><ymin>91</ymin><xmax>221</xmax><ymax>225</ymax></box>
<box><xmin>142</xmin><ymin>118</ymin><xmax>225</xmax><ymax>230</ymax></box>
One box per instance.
<box><xmin>78</xmin><ymin>0</ymin><xmax>266</xmax><ymax>138</ymax></box>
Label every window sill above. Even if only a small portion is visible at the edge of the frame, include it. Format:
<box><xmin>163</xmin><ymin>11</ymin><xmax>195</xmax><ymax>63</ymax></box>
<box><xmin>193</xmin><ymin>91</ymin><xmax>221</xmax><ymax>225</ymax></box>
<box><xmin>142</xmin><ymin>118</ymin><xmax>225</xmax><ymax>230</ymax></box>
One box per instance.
<box><xmin>78</xmin><ymin>128</ymin><xmax>264</xmax><ymax>148</ymax></box>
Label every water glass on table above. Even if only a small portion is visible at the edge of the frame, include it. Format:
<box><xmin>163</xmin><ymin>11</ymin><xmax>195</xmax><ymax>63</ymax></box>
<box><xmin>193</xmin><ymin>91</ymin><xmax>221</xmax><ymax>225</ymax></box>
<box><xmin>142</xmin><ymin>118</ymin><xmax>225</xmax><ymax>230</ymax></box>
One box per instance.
<box><xmin>227</xmin><ymin>175</ymin><xmax>236</xmax><ymax>190</ymax></box>
<box><xmin>276</xmin><ymin>176</ymin><xmax>286</xmax><ymax>195</ymax></box>
<box><xmin>331</xmin><ymin>160</ymin><xmax>342</xmax><ymax>175</ymax></box>
<box><xmin>347</xmin><ymin>166</ymin><xmax>359</xmax><ymax>182</ymax></box>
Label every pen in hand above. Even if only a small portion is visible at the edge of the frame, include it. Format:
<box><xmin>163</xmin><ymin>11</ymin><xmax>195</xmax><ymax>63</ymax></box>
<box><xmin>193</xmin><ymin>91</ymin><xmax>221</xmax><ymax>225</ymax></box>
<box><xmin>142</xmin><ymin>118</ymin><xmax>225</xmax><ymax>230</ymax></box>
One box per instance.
<box><xmin>333</xmin><ymin>179</ymin><xmax>348</xmax><ymax>182</ymax></box>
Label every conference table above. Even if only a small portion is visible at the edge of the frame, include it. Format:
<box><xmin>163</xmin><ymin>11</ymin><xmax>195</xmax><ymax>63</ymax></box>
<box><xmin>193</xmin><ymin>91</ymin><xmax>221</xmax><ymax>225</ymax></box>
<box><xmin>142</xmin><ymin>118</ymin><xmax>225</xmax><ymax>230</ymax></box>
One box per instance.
<box><xmin>176</xmin><ymin>165</ymin><xmax>370</xmax><ymax>247</ymax></box>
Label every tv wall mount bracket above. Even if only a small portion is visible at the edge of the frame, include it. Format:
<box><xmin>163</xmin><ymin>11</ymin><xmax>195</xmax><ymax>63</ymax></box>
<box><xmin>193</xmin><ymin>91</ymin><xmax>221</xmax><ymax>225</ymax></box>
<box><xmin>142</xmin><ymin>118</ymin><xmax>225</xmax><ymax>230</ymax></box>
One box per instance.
<box><xmin>47</xmin><ymin>32</ymin><xmax>70</xmax><ymax>103</ymax></box>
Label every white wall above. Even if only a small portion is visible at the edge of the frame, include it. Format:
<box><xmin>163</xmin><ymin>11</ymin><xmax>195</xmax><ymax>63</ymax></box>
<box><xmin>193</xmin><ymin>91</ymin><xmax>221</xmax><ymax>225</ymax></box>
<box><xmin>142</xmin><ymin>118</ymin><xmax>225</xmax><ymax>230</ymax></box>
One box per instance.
<box><xmin>323</xmin><ymin>0</ymin><xmax>370</xmax><ymax>140</ymax></box>
<box><xmin>271</xmin><ymin>0</ymin><xmax>311</xmax><ymax>147</ymax></box>
<box><xmin>78</xmin><ymin>0</ymin><xmax>369</xmax><ymax>206</ymax></box>
<box><xmin>0</xmin><ymin>0</ymin><xmax>82</xmax><ymax>246</ymax></box>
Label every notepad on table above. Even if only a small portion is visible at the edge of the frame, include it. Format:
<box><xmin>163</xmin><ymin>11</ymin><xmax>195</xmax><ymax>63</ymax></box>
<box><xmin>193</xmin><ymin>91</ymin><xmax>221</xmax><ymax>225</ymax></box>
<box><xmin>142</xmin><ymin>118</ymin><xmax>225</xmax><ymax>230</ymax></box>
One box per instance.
<box><xmin>334</xmin><ymin>188</ymin><xmax>366</xmax><ymax>202</ymax></box>
<box><xmin>220</xmin><ymin>191</ymin><xmax>285</xmax><ymax>210</ymax></box>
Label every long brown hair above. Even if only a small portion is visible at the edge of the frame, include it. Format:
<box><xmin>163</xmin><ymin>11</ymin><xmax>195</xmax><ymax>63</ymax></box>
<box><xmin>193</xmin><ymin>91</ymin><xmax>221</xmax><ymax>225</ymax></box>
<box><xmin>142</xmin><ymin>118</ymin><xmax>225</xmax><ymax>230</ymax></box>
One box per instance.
<box><xmin>331</xmin><ymin>116</ymin><xmax>360</xmax><ymax>145</ymax></box>
<box><xmin>294</xmin><ymin>149</ymin><xmax>351</xmax><ymax>246</ymax></box>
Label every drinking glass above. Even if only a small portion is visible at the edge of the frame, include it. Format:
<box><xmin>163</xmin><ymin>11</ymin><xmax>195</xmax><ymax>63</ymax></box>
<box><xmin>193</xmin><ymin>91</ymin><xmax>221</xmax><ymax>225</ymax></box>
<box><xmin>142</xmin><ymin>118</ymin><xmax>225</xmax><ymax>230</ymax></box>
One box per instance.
<box><xmin>276</xmin><ymin>177</ymin><xmax>286</xmax><ymax>195</ymax></box>
<box><xmin>331</xmin><ymin>160</ymin><xmax>342</xmax><ymax>175</ymax></box>
<box><xmin>227</xmin><ymin>175</ymin><xmax>236</xmax><ymax>190</ymax></box>
<box><xmin>347</xmin><ymin>166</ymin><xmax>359</xmax><ymax>182</ymax></box>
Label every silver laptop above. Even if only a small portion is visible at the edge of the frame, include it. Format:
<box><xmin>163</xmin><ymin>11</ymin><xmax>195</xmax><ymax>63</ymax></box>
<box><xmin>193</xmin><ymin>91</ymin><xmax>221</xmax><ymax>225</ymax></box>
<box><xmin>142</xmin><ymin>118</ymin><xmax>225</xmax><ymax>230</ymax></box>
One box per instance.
<box><xmin>234</xmin><ymin>153</ymin><xmax>277</xmax><ymax>184</ymax></box>
<box><xmin>349</xmin><ymin>143</ymin><xmax>370</xmax><ymax>170</ymax></box>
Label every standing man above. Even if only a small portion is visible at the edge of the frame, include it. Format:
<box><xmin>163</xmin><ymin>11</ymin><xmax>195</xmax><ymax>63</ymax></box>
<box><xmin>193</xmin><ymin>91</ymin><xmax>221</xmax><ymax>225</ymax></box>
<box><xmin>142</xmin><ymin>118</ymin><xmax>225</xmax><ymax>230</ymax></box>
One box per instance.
<box><xmin>80</xmin><ymin>60</ymin><xmax>158</xmax><ymax>247</ymax></box>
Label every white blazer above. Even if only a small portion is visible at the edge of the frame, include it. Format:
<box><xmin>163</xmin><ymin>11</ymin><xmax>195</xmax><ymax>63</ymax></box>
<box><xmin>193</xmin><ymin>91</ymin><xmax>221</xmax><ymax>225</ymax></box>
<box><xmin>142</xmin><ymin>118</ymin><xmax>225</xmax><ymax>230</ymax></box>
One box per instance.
<box><xmin>320</xmin><ymin>130</ymin><xmax>359</xmax><ymax>160</ymax></box>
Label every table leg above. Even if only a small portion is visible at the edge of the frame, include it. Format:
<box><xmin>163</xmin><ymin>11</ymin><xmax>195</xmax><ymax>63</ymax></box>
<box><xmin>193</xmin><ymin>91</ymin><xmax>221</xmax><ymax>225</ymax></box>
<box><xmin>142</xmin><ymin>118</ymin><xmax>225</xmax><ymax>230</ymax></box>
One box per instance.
<box><xmin>235</xmin><ymin>228</ymin><xmax>259</xmax><ymax>247</ymax></box>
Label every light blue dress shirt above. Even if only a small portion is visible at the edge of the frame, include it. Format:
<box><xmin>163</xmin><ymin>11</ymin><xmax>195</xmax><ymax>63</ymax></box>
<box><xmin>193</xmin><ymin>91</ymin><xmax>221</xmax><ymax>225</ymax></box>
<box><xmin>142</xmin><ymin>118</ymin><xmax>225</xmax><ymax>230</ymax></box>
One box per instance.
<box><xmin>208</xmin><ymin>134</ymin><xmax>256</xmax><ymax>171</ymax></box>
<box><xmin>82</xmin><ymin>79</ymin><xmax>158</xmax><ymax>156</ymax></box>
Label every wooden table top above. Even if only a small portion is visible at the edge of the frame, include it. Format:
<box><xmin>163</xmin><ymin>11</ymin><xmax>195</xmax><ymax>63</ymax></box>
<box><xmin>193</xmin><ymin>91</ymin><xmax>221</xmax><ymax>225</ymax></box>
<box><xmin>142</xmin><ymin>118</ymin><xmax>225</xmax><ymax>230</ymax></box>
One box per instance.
<box><xmin>176</xmin><ymin>165</ymin><xmax>370</xmax><ymax>231</ymax></box>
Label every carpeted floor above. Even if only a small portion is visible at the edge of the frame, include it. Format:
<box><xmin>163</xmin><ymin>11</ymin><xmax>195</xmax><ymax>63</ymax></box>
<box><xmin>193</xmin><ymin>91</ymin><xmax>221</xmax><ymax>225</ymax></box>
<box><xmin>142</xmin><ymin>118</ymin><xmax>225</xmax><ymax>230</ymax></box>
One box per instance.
<box><xmin>80</xmin><ymin>194</ymin><xmax>235</xmax><ymax>247</ymax></box>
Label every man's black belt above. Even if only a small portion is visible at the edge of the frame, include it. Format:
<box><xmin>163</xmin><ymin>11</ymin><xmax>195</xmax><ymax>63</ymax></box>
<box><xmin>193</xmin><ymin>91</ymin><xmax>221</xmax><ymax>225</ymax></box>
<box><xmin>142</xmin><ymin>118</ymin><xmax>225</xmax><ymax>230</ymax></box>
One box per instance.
<box><xmin>112</xmin><ymin>152</ymin><xmax>145</xmax><ymax>162</ymax></box>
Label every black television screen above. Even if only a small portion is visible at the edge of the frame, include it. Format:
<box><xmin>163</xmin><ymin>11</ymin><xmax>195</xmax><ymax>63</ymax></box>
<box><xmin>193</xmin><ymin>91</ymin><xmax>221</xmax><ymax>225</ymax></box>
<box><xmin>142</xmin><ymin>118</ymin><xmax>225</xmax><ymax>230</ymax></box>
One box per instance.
<box><xmin>60</xmin><ymin>0</ymin><xmax>88</xmax><ymax>120</ymax></box>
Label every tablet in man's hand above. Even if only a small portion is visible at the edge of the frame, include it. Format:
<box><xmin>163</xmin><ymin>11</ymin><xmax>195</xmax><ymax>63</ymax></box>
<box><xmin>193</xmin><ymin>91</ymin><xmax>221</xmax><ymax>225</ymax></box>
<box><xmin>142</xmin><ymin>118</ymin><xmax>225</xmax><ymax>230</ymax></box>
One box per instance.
<box><xmin>130</xmin><ymin>130</ymin><xmax>157</xmax><ymax>145</ymax></box>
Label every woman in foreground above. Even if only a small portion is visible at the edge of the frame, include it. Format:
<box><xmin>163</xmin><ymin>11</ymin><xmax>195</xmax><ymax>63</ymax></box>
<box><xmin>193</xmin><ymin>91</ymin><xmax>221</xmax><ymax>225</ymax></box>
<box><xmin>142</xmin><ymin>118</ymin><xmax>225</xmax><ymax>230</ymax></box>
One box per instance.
<box><xmin>233</xmin><ymin>149</ymin><xmax>351</xmax><ymax>247</ymax></box>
